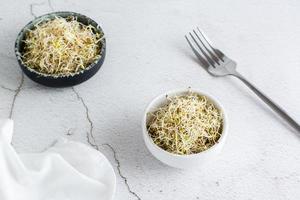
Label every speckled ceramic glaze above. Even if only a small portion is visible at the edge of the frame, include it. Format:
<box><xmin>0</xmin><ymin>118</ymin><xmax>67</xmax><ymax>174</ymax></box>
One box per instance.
<box><xmin>15</xmin><ymin>11</ymin><xmax>106</xmax><ymax>87</ymax></box>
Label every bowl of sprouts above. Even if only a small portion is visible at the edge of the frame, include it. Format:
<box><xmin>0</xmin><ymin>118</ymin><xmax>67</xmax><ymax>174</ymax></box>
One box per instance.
<box><xmin>142</xmin><ymin>89</ymin><xmax>228</xmax><ymax>169</ymax></box>
<box><xmin>15</xmin><ymin>11</ymin><xmax>105</xmax><ymax>87</ymax></box>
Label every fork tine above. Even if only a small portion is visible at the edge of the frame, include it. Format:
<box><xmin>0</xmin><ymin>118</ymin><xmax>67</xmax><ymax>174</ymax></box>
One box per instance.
<box><xmin>189</xmin><ymin>32</ymin><xmax>216</xmax><ymax>67</ymax></box>
<box><xmin>197</xmin><ymin>27</ymin><xmax>224</xmax><ymax>62</ymax></box>
<box><xmin>185</xmin><ymin>35</ymin><xmax>209</xmax><ymax>68</ymax></box>
<box><xmin>193</xmin><ymin>29</ymin><xmax>220</xmax><ymax>65</ymax></box>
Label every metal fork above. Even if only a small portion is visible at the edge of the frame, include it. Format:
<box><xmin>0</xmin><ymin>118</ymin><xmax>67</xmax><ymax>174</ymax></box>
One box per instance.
<box><xmin>185</xmin><ymin>28</ymin><xmax>300</xmax><ymax>133</ymax></box>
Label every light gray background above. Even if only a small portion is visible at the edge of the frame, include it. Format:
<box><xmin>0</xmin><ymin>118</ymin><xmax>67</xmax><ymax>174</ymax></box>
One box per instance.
<box><xmin>0</xmin><ymin>0</ymin><xmax>299</xmax><ymax>199</ymax></box>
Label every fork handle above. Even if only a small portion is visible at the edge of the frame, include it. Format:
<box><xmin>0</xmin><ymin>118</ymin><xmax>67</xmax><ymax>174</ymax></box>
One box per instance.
<box><xmin>232</xmin><ymin>72</ymin><xmax>300</xmax><ymax>133</ymax></box>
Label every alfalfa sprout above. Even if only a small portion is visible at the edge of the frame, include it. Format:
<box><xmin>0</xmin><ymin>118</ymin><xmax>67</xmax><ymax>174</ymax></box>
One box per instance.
<box><xmin>147</xmin><ymin>91</ymin><xmax>223</xmax><ymax>155</ymax></box>
<box><xmin>21</xmin><ymin>16</ymin><xmax>104</xmax><ymax>76</ymax></box>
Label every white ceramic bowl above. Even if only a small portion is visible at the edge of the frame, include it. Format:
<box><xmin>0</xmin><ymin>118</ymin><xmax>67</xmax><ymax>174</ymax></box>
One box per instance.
<box><xmin>142</xmin><ymin>89</ymin><xmax>228</xmax><ymax>169</ymax></box>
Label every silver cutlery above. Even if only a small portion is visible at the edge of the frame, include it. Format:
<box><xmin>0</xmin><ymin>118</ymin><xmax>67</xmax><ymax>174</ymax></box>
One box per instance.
<box><xmin>185</xmin><ymin>28</ymin><xmax>300</xmax><ymax>133</ymax></box>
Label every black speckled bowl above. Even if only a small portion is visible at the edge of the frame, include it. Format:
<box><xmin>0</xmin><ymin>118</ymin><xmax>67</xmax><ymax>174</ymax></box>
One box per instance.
<box><xmin>15</xmin><ymin>11</ymin><xmax>106</xmax><ymax>87</ymax></box>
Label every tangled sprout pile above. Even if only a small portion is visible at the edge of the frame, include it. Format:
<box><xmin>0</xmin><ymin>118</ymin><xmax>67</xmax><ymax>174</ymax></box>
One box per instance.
<box><xmin>22</xmin><ymin>16</ymin><xmax>103</xmax><ymax>76</ymax></box>
<box><xmin>147</xmin><ymin>92</ymin><xmax>223</xmax><ymax>155</ymax></box>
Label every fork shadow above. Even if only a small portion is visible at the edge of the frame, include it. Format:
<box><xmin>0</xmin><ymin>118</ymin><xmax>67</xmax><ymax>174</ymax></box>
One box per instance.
<box><xmin>180</xmin><ymin>43</ymin><xmax>208</xmax><ymax>71</ymax></box>
<box><xmin>226</xmin><ymin>76</ymin><xmax>300</xmax><ymax>139</ymax></box>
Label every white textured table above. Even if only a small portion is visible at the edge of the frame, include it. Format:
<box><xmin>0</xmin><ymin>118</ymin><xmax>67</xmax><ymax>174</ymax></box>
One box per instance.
<box><xmin>0</xmin><ymin>0</ymin><xmax>299</xmax><ymax>199</ymax></box>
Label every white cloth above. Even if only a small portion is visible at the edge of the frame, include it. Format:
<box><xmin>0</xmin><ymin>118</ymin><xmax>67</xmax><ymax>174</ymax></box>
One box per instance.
<box><xmin>0</xmin><ymin>119</ymin><xmax>116</xmax><ymax>200</ymax></box>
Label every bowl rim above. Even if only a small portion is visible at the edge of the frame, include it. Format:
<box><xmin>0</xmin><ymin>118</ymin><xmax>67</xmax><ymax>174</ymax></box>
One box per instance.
<box><xmin>14</xmin><ymin>11</ymin><xmax>106</xmax><ymax>78</ymax></box>
<box><xmin>142</xmin><ymin>88</ymin><xmax>228</xmax><ymax>158</ymax></box>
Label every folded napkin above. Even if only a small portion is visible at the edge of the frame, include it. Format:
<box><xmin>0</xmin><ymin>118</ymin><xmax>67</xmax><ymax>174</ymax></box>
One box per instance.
<box><xmin>0</xmin><ymin>119</ymin><xmax>116</xmax><ymax>200</ymax></box>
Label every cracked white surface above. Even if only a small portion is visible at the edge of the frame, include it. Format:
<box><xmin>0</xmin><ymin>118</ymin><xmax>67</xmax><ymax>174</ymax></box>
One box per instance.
<box><xmin>0</xmin><ymin>0</ymin><xmax>300</xmax><ymax>199</ymax></box>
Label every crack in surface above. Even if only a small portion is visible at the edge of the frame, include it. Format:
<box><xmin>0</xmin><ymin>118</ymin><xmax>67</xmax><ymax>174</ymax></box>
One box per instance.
<box><xmin>0</xmin><ymin>52</ymin><xmax>15</xmax><ymax>60</ymax></box>
<box><xmin>71</xmin><ymin>87</ymin><xmax>141</xmax><ymax>199</ymax></box>
<box><xmin>66</xmin><ymin>129</ymin><xmax>73</xmax><ymax>136</ymax></box>
<box><xmin>22</xmin><ymin>4</ymin><xmax>137</xmax><ymax>199</ymax></box>
<box><xmin>103</xmin><ymin>143</ymin><xmax>142</xmax><ymax>200</ymax></box>
<box><xmin>30</xmin><ymin>0</ymin><xmax>54</xmax><ymax>18</ymax></box>
<box><xmin>47</xmin><ymin>0</ymin><xmax>54</xmax><ymax>11</ymax></box>
<box><xmin>9</xmin><ymin>73</ymin><xmax>24</xmax><ymax>119</ymax></box>
<box><xmin>72</xmin><ymin>87</ymin><xmax>99</xmax><ymax>150</ymax></box>
<box><xmin>0</xmin><ymin>85</ymin><xmax>15</xmax><ymax>92</ymax></box>
<box><xmin>41</xmin><ymin>139</ymin><xmax>58</xmax><ymax>152</ymax></box>
<box><xmin>30</xmin><ymin>2</ymin><xmax>45</xmax><ymax>18</ymax></box>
